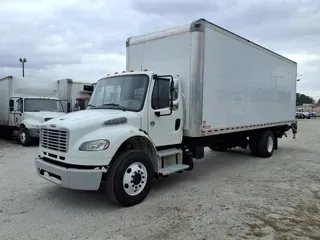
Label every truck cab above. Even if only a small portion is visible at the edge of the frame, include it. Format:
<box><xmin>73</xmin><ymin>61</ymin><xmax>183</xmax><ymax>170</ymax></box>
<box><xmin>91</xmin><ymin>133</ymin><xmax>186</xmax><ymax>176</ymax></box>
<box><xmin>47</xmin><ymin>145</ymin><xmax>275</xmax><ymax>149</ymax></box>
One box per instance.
<box><xmin>36</xmin><ymin>70</ymin><xmax>186</xmax><ymax>206</ymax></box>
<box><xmin>10</xmin><ymin>96</ymin><xmax>65</xmax><ymax>145</ymax></box>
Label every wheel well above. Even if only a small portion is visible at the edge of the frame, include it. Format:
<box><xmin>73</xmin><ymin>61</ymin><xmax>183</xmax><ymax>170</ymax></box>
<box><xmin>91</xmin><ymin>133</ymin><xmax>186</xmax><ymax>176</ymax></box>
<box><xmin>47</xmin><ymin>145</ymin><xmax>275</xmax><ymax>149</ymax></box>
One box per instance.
<box><xmin>111</xmin><ymin>136</ymin><xmax>158</xmax><ymax>172</ymax></box>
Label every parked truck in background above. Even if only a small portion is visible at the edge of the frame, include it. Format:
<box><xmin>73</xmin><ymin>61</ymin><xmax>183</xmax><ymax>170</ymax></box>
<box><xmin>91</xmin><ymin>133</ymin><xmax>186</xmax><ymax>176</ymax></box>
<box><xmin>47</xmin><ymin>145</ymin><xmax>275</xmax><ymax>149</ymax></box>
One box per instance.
<box><xmin>0</xmin><ymin>76</ymin><xmax>66</xmax><ymax>146</ymax></box>
<box><xmin>57</xmin><ymin>79</ymin><xmax>95</xmax><ymax>113</ymax></box>
<box><xmin>35</xmin><ymin>18</ymin><xmax>298</xmax><ymax>207</ymax></box>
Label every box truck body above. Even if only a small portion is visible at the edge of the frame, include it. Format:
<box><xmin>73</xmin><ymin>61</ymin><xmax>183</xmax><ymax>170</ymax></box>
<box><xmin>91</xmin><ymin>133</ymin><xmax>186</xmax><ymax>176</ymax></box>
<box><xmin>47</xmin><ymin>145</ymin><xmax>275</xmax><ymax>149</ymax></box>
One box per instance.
<box><xmin>35</xmin><ymin>19</ymin><xmax>297</xmax><ymax>207</ymax></box>
<box><xmin>57</xmin><ymin>79</ymin><xmax>95</xmax><ymax>112</ymax></box>
<box><xmin>126</xmin><ymin>19</ymin><xmax>297</xmax><ymax>138</ymax></box>
<box><xmin>0</xmin><ymin>76</ymin><xmax>65</xmax><ymax>145</ymax></box>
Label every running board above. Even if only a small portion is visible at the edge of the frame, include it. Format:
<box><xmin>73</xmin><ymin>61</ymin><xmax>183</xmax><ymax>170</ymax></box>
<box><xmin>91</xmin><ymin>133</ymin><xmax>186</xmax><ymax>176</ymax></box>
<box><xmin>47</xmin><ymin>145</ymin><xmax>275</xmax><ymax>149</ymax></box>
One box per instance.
<box><xmin>157</xmin><ymin>148</ymin><xmax>182</xmax><ymax>158</ymax></box>
<box><xmin>158</xmin><ymin>164</ymin><xmax>189</xmax><ymax>176</ymax></box>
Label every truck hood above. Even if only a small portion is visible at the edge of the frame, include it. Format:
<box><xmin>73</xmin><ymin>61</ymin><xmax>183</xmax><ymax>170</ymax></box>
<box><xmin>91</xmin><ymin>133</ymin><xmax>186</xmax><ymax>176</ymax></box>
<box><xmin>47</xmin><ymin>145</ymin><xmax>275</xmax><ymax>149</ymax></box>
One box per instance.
<box><xmin>24</xmin><ymin>111</ymin><xmax>66</xmax><ymax>123</ymax></box>
<box><xmin>42</xmin><ymin>109</ymin><xmax>142</xmax><ymax>131</ymax></box>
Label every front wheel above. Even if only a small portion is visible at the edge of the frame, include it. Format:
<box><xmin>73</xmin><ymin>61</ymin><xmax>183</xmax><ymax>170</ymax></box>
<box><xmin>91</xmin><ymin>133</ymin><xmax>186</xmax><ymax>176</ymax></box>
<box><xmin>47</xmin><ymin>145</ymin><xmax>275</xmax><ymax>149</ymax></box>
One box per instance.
<box><xmin>106</xmin><ymin>150</ymin><xmax>153</xmax><ymax>207</ymax></box>
<box><xmin>19</xmin><ymin>127</ymin><xmax>33</xmax><ymax>146</ymax></box>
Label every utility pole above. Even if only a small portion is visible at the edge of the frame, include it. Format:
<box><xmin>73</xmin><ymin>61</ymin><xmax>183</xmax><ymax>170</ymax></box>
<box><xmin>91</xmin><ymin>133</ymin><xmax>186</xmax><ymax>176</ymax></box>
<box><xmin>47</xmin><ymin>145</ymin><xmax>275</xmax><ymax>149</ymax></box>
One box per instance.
<box><xmin>19</xmin><ymin>58</ymin><xmax>27</xmax><ymax>77</ymax></box>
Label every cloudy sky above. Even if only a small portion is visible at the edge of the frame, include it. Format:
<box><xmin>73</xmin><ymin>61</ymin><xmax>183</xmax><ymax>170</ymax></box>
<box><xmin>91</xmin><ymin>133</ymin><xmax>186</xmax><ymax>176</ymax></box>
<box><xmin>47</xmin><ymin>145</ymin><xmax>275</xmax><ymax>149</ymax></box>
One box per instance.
<box><xmin>1</xmin><ymin>0</ymin><xmax>320</xmax><ymax>99</ymax></box>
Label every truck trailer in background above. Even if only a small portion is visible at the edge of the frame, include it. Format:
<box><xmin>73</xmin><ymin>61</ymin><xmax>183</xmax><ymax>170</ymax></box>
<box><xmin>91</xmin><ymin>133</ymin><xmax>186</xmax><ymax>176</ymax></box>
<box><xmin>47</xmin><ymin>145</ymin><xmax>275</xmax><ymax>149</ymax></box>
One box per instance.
<box><xmin>36</xmin><ymin>18</ymin><xmax>298</xmax><ymax>207</ymax></box>
<box><xmin>0</xmin><ymin>76</ymin><xmax>65</xmax><ymax>146</ymax></box>
<box><xmin>57</xmin><ymin>79</ymin><xmax>95</xmax><ymax>113</ymax></box>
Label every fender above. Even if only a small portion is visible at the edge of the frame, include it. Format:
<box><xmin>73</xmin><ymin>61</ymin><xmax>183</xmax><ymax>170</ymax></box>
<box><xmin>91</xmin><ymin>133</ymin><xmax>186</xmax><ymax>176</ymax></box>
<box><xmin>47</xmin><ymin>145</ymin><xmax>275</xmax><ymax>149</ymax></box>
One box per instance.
<box><xmin>21</xmin><ymin>119</ymin><xmax>42</xmax><ymax>129</ymax></box>
<box><xmin>70</xmin><ymin>125</ymin><xmax>157</xmax><ymax>166</ymax></box>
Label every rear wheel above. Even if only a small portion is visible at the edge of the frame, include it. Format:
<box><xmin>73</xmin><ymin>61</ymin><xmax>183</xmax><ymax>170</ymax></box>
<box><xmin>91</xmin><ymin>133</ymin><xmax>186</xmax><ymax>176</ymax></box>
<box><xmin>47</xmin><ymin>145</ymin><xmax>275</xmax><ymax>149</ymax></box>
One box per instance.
<box><xmin>106</xmin><ymin>150</ymin><xmax>153</xmax><ymax>207</ymax></box>
<box><xmin>257</xmin><ymin>130</ymin><xmax>275</xmax><ymax>158</ymax></box>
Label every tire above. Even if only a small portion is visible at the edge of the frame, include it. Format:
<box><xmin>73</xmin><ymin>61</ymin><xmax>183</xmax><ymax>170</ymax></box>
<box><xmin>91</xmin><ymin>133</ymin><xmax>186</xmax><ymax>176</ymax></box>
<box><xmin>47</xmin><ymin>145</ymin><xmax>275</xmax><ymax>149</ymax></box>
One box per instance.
<box><xmin>106</xmin><ymin>150</ymin><xmax>153</xmax><ymax>207</ymax></box>
<box><xmin>302</xmin><ymin>115</ymin><xmax>306</xmax><ymax>119</ymax></box>
<box><xmin>257</xmin><ymin>130</ymin><xmax>275</xmax><ymax>158</ymax></box>
<box><xmin>19</xmin><ymin>126</ymin><xmax>33</xmax><ymax>146</ymax></box>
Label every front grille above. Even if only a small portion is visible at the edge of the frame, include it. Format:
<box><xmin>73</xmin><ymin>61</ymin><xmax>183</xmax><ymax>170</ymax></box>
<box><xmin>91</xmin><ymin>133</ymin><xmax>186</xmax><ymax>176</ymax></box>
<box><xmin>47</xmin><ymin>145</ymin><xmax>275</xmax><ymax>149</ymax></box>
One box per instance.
<box><xmin>40</xmin><ymin>127</ymin><xmax>69</xmax><ymax>152</ymax></box>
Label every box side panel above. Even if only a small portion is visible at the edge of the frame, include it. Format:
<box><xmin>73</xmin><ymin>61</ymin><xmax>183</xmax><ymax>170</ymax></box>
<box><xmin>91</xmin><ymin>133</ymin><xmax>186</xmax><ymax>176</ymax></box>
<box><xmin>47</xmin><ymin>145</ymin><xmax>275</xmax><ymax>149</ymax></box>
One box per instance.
<box><xmin>126</xmin><ymin>32</ymin><xmax>193</xmax><ymax>131</ymax></box>
<box><xmin>70</xmin><ymin>83</ymin><xmax>92</xmax><ymax>100</ymax></box>
<box><xmin>11</xmin><ymin>77</ymin><xmax>58</xmax><ymax>98</ymax></box>
<box><xmin>202</xmin><ymin>26</ymin><xmax>297</xmax><ymax>130</ymax></box>
<box><xmin>0</xmin><ymin>79</ymin><xmax>10</xmax><ymax>125</ymax></box>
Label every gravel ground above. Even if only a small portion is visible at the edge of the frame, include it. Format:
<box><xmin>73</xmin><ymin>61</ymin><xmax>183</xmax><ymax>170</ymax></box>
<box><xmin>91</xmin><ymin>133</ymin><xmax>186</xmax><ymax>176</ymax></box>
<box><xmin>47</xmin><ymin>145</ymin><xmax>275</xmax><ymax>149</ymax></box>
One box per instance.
<box><xmin>0</xmin><ymin>120</ymin><xmax>320</xmax><ymax>240</ymax></box>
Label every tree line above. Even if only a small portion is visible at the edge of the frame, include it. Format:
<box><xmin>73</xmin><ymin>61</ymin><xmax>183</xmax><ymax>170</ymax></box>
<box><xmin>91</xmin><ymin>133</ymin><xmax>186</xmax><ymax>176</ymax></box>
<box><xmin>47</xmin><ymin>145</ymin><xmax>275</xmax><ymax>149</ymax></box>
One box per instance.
<box><xmin>296</xmin><ymin>93</ymin><xmax>320</xmax><ymax>106</ymax></box>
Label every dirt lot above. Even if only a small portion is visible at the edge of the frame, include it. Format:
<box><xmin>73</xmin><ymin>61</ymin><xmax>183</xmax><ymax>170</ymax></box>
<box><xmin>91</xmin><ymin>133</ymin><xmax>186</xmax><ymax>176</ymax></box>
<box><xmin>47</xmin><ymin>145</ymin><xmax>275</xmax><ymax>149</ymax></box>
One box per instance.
<box><xmin>0</xmin><ymin>120</ymin><xmax>320</xmax><ymax>240</ymax></box>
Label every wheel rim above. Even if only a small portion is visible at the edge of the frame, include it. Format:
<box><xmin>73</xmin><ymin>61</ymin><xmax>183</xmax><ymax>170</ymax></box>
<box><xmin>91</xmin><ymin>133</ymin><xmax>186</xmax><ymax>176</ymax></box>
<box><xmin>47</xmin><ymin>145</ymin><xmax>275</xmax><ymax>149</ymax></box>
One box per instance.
<box><xmin>122</xmin><ymin>162</ymin><xmax>148</xmax><ymax>196</ymax></box>
<box><xmin>267</xmin><ymin>136</ymin><xmax>273</xmax><ymax>153</ymax></box>
<box><xmin>20</xmin><ymin>131</ymin><xmax>26</xmax><ymax>143</ymax></box>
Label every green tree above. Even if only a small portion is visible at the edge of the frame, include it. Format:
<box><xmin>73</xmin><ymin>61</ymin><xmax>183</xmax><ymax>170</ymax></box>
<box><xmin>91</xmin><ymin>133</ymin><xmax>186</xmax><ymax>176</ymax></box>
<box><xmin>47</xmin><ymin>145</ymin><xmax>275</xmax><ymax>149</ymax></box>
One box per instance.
<box><xmin>296</xmin><ymin>93</ymin><xmax>315</xmax><ymax>106</ymax></box>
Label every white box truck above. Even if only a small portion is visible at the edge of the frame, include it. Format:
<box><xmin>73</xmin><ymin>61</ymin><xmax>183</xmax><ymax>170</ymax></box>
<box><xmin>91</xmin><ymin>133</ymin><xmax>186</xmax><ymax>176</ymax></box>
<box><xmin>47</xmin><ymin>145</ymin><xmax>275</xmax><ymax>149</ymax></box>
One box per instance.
<box><xmin>0</xmin><ymin>76</ymin><xmax>66</xmax><ymax>146</ymax></box>
<box><xmin>35</xmin><ymin>19</ymin><xmax>298</xmax><ymax>207</ymax></box>
<box><xmin>57</xmin><ymin>79</ymin><xmax>95</xmax><ymax>113</ymax></box>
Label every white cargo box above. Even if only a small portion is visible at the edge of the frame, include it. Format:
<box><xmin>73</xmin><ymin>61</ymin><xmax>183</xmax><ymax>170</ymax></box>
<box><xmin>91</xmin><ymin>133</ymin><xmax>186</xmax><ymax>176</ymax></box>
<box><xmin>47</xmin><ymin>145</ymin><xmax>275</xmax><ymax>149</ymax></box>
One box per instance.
<box><xmin>126</xmin><ymin>18</ymin><xmax>297</xmax><ymax>137</ymax></box>
<box><xmin>57</xmin><ymin>79</ymin><xmax>95</xmax><ymax>112</ymax></box>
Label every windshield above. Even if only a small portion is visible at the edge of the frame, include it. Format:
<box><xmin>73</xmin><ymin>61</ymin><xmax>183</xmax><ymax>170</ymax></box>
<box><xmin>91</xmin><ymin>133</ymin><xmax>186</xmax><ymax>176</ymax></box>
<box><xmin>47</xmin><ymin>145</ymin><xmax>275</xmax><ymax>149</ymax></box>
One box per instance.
<box><xmin>88</xmin><ymin>74</ymin><xmax>149</xmax><ymax>111</ymax></box>
<box><xmin>24</xmin><ymin>99</ymin><xmax>64</xmax><ymax>112</ymax></box>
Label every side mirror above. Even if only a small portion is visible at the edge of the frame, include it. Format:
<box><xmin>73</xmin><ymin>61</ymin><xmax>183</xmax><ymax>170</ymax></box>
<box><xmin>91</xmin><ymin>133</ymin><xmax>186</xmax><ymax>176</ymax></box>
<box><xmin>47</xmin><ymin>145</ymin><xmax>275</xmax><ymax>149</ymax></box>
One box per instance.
<box><xmin>9</xmin><ymin>99</ymin><xmax>14</xmax><ymax>108</ymax></box>
<box><xmin>152</xmin><ymin>74</ymin><xmax>174</xmax><ymax>117</ymax></box>
<box><xmin>74</xmin><ymin>101</ymin><xmax>80</xmax><ymax>111</ymax></box>
<box><xmin>67</xmin><ymin>102</ymin><xmax>71</xmax><ymax>112</ymax></box>
<box><xmin>9</xmin><ymin>99</ymin><xmax>14</xmax><ymax>112</ymax></box>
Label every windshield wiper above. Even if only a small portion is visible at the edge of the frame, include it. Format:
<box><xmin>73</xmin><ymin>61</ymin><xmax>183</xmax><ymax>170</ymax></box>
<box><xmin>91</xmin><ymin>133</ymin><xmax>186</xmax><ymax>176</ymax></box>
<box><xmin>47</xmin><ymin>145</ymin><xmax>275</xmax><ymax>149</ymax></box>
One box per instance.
<box><xmin>100</xmin><ymin>103</ymin><xmax>127</xmax><ymax>110</ymax></box>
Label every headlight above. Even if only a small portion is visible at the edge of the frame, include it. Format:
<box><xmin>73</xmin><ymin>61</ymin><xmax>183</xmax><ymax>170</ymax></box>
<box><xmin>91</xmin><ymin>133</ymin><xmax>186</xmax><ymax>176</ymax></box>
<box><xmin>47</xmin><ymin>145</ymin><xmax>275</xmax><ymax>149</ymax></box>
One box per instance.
<box><xmin>78</xmin><ymin>139</ymin><xmax>110</xmax><ymax>151</ymax></box>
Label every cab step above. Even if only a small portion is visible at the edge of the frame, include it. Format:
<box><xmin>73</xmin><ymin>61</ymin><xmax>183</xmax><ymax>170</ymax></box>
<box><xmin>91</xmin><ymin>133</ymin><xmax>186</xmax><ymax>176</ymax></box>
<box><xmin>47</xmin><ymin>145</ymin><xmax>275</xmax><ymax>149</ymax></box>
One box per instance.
<box><xmin>158</xmin><ymin>164</ymin><xmax>190</xmax><ymax>176</ymax></box>
<box><xmin>157</xmin><ymin>148</ymin><xmax>181</xmax><ymax>157</ymax></box>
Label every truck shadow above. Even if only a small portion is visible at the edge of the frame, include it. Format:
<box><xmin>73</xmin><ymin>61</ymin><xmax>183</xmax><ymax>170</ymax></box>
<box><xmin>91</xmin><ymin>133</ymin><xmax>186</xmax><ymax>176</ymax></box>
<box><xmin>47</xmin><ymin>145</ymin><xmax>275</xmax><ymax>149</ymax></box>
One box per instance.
<box><xmin>37</xmin><ymin>146</ymin><xmax>297</xmax><ymax>210</ymax></box>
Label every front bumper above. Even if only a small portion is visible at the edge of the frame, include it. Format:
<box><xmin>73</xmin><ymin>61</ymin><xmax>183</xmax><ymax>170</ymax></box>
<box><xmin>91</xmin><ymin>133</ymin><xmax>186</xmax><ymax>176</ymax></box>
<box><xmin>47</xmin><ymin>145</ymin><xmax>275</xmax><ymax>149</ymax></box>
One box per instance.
<box><xmin>35</xmin><ymin>157</ymin><xmax>103</xmax><ymax>190</ymax></box>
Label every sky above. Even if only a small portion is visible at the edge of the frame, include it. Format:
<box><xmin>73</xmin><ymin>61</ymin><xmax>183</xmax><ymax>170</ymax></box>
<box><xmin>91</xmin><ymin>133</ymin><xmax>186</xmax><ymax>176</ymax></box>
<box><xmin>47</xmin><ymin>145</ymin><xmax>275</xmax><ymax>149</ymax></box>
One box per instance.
<box><xmin>1</xmin><ymin>0</ymin><xmax>320</xmax><ymax>100</ymax></box>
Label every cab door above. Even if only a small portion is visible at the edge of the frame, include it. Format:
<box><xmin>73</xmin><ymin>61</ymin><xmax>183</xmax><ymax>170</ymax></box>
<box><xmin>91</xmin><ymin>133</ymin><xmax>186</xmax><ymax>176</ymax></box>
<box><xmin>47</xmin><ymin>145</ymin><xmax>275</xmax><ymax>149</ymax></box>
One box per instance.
<box><xmin>147</xmin><ymin>76</ymin><xmax>183</xmax><ymax>147</ymax></box>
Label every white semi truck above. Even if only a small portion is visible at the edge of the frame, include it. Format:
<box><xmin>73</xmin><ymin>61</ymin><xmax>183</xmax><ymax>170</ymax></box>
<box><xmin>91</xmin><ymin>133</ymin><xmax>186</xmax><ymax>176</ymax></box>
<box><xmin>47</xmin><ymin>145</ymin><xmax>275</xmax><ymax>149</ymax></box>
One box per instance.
<box><xmin>57</xmin><ymin>79</ymin><xmax>95</xmax><ymax>113</ymax></box>
<box><xmin>0</xmin><ymin>76</ymin><xmax>66</xmax><ymax>146</ymax></box>
<box><xmin>35</xmin><ymin>19</ymin><xmax>298</xmax><ymax>207</ymax></box>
